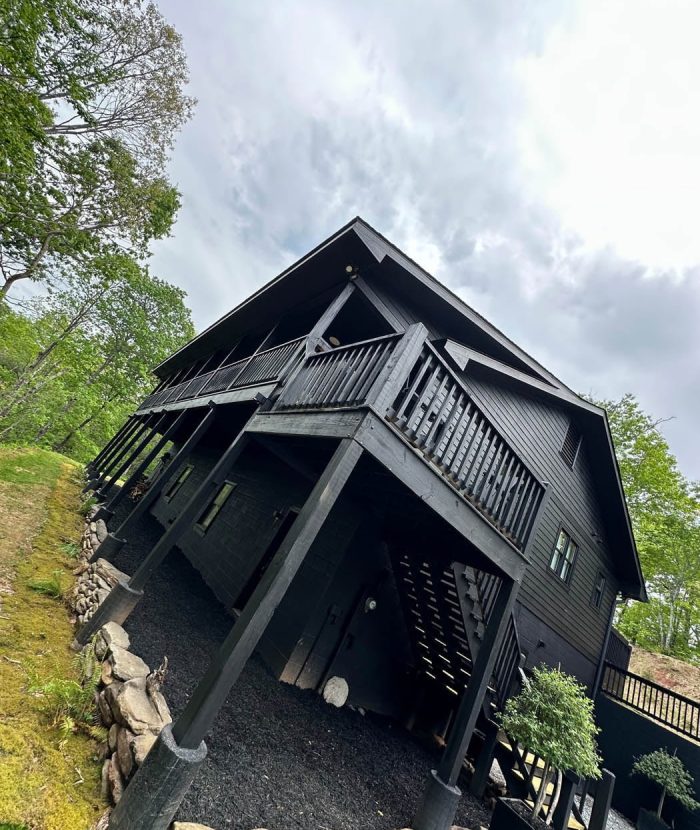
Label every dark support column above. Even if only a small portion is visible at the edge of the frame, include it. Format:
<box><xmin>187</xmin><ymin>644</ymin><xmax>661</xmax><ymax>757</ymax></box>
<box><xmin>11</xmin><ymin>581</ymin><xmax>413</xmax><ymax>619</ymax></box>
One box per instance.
<box><xmin>109</xmin><ymin>439</ymin><xmax>362</xmax><ymax>830</ymax></box>
<box><xmin>87</xmin><ymin>416</ymin><xmax>135</xmax><ymax>474</ymax></box>
<box><xmin>588</xmin><ymin>770</ymin><xmax>615</xmax><ymax>830</ymax></box>
<box><xmin>75</xmin><ymin>419</ymin><xmax>253</xmax><ymax>646</ymax></box>
<box><xmin>86</xmin><ymin>417</ymin><xmax>141</xmax><ymax>481</ymax></box>
<box><xmin>93</xmin><ymin>410</ymin><xmax>187</xmax><ymax>523</ymax></box>
<box><xmin>84</xmin><ymin>415</ymin><xmax>152</xmax><ymax>493</ymax></box>
<box><xmin>413</xmin><ymin>575</ymin><xmax>520</xmax><ymax>830</ymax></box>
<box><xmin>552</xmin><ymin>772</ymin><xmax>580</xmax><ymax>830</ymax></box>
<box><xmin>469</xmin><ymin>719</ymin><xmax>500</xmax><ymax>798</ymax></box>
<box><xmin>94</xmin><ymin>412</ymin><xmax>168</xmax><ymax>502</ymax></box>
<box><xmin>96</xmin><ymin>404</ymin><xmax>217</xmax><ymax>561</ymax></box>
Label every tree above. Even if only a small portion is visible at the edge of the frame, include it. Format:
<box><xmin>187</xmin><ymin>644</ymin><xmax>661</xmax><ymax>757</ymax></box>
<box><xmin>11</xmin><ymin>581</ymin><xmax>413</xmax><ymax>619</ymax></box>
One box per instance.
<box><xmin>0</xmin><ymin>0</ymin><xmax>193</xmax><ymax>296</ymax></box>
<box><xmin>632</xmin><ymin>749</ymin><xmax>699</xmax><ymax>819</ymax></box>
<box><xmin>498</xmin><ymin>665</ymin><xmax>601</xmax><ymax>822</ymax></box>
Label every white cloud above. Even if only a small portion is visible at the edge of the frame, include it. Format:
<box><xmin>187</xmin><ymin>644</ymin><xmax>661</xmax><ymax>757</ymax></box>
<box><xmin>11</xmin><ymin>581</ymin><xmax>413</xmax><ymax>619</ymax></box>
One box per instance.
<box><xmin>151</xmin><ymin>0</ymin><xmax>700</xmax><ymax>480</ymax></box>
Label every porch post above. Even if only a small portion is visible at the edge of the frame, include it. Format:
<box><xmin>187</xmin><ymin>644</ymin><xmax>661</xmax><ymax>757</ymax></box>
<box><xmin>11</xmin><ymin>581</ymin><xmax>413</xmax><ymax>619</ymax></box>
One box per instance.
<box><xmin>74</xmin><ymin>420</ymin><xmax>253</xmax><ymax>647</ymax></box>
<box><xmin>413</xmin><ymin>575</ymin><xmax>520</xmax><ymax>830</ymax></box>
<box><xmin>94</xmin><ymin>411</ymin><xmax>169</xmax><ymax>502</ymax></box>
<box><xmin>86</xmin><ymin>416</ymin><xmax>142</xmax><ymax>482</ymax></box>
<box><xmin>108</xmin><ymin>438</ymin><xmax>363</xmax><ymax>830</ymax></box>
<box><xmin>84</xmin><ymin>415</ymin><xmax>153</xmax><ymax>493</ymax></box>
<box><xmin>87</xmin><ymin>416</ymin><xmax>136</xmax><ymax>474</ymax></box>
<box><xmin>95</xmin><ymin>404</ymin><xmax>217</xmax><ymax>561</ymax></box>
<box><xmin>93</xmin><ymin>409</ymin><xmax>187</xmax><ymax>523</ymax></box>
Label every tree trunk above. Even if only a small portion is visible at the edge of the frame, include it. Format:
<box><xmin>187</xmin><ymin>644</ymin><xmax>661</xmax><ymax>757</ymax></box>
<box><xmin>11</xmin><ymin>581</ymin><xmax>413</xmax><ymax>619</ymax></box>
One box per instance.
<box><xmin>545</xmin><ymin>769</ymin><xmax>562</xmax><ymax>825</ymax></box>
<box><xmin>532</xmin><ymin>759</ymin><xmax>551</xmax><ymax>821</ymax></box>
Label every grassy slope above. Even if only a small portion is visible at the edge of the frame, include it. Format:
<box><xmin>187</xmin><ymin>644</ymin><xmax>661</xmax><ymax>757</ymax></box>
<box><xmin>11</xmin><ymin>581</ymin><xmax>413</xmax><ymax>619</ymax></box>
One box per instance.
<box><xmin>0</xmin><ymin>447</ymin><xmax>103</xmax><ymax>830</ymax></box>
<box><xmin>630</xmin><ymin>646</ymin><xmax>700</xmax><ymax>702</ymax></box>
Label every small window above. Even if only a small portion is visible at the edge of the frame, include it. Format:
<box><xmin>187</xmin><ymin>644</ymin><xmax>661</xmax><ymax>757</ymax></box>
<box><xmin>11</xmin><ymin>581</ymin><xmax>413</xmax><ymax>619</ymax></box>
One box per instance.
<box><xmin>164</xmin><ymin>464</ymin><xmax>194</xmax><ymax>502</ymax></box>
<box><xmin>592</xmin><ymin>572</ymin><xmax>606</xmax><ymax>609</ymax></box>
<box><xmin>195</xmin><ymin>481</ymin><xmax>237</xmax><ymax>533</ymax></box>
<box><xmin>549</xmin><ymin>529</ymin><xmax>578</xmax><ymax>582</ymax></box>
<box><xmin>561</xmin><ymin>421</ymin><xmax>582</xmax><ymax>468</ymax></box>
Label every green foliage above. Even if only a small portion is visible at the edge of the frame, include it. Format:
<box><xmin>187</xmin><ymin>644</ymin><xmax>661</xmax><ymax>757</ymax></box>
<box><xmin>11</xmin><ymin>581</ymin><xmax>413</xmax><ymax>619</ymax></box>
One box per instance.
<box><xmin>59</xmin><ymin>540</ymin><xmax>79</xmax><ymax>559</ymax></box>
<box><xmin>591</xmin><ymin>394</ymin><xmax>700</xmax><ymax>659</ymax></box>
<box><xmin>632</xmin><ymin>749</ymin><xmax>699</xmax><ymax>816</ymax></box>
<box><xmin>499</xmin><ymin>665</ymin><xmax>601</xmax><ymax>819</ymax></box>
<box><xmin>27</xmin><ymin>569</ymin><xmax>63</xmax><ymax>598</ymax></box>
<box><xmin>79</xmin><ymin>495</ymin><xmax>97</xmax><ymax>516</ymax></box>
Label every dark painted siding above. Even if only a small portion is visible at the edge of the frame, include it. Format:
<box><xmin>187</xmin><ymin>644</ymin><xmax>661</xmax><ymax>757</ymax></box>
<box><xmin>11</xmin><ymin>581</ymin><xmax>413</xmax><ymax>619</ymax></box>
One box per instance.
<box><xmin>457</xmin><ymin>374</ymin><xmax>620</xmax><ymax>664</ymax></box>
<box><xmin>151</xmin><ymin>441</ymin><xmax>362</xmax><ymax>673</ymax></box>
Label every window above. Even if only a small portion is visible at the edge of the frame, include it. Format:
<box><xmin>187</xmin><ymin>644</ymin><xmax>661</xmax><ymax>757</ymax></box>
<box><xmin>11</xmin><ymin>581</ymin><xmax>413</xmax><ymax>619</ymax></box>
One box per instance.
<box><xmin>561</xmin><ymin>421</ymin><xmax>582</xmax><ymax>468</ymax></box>
<box><xmin>592</xmin><ymin>572</ymin><xmax>606</xmax><ymax>609</ymax></box>
<box><xmin>164</xmin><ymin>464</ymin><xmax>194</xmax><ymax>502</ymax></box>
<box><xmin>549</xmin><ymin>529</ymin><xmax>578</xmax><ymax>582</ymax></box>
<box><xmin>195</xmin><ymin>480</ymin><xmax>237</xmax><ymax>533</ymax></box>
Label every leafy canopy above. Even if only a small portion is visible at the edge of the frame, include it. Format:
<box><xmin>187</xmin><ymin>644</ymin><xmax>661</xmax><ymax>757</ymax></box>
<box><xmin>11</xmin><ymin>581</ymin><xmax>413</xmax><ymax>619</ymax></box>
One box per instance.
<box><xmin>632</xmin><ymin>749</ymin><xmax>699</xmax><ymax>814</ymax></box>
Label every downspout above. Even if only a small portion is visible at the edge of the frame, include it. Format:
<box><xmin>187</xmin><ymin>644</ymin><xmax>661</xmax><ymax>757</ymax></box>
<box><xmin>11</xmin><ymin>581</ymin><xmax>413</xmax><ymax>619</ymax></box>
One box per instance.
<box><xmin>591</xmin><ymin>593</ymin><xmax>617</xmax><ymax>698</ymax></box>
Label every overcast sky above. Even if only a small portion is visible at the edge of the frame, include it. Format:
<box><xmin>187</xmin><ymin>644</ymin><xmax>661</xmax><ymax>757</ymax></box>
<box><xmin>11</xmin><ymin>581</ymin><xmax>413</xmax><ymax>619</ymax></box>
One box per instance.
<box><xmin>151</xmin><ymin>0</ymin><xmax>700</xmax><ymax>481</ymax></box>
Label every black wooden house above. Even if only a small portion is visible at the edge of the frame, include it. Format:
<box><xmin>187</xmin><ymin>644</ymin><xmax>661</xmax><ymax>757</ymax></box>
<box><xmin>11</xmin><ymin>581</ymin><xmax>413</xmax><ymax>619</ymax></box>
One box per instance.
<box><xmin>81</xmin><ymin>218</ymin><xmax>646</xmax><ymax>830</ymax></box>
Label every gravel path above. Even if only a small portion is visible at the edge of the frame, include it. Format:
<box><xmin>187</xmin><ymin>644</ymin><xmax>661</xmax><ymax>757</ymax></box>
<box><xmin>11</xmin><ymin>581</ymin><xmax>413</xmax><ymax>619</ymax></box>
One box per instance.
<box><xmin>581</xmin><ymin>796</ymin><xmax>634</xmax><ymax>830</ymax></box>
<box><xmin>106</xmin><ymin>500</ymin><xmax>492</xmax><ymax>830</ymax></box>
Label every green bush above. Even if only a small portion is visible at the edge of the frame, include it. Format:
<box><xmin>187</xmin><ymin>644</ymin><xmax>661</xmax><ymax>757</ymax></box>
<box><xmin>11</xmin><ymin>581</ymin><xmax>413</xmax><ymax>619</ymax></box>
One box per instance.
<box><xmin>632</xmin><ymin>749</ymin><xmax>699</xmax><ymax>818</ymax></box>
<box><xmin>498</xmin><ymin>665</ymin><xmax>601</xmax><ymax>821</ymax></box>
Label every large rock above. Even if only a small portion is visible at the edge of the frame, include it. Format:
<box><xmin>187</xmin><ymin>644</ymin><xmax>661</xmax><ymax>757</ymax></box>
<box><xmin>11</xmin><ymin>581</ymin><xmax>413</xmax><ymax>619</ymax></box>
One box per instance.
<box><xmin>107</xmin><ymin>646</ymin><xmax>150</xmax><ymax>682</ymax></box>
<box><xmin>107</xmin><ymin>753</ymin><xmax>124</xmax><ymax>804</ymax></box>
<box><xmin>95</xmin><ymin>519</ymin><xmax>108</xmax><ymax>542</ymax></box>
<box><xmin>95</xmin><ymin>621</ymin><xmax>130</xmax><ymax>659</ymax></box>
<box><xmin>171</xmin><ymin>824</ymin><xmax>218</xmax><ymax>830</ymax></box>
<box><xmin>111</xmin><ymin>677</ymin><xmax>171</xmax><ymax>735</ymax></box>
<box><xmin>97</xmin><ymin>689</ymin><xmax>115</xmax><ymax>727</ymax></box>
<box><xmin>131</xmin><ymin>732</ymin><xmax>158</xmax><ymax>767</ymax></box>
<box><xmin>116</xmin><ymin>725</ymin><xmax>136</xmax><ymax>779</ymax></box>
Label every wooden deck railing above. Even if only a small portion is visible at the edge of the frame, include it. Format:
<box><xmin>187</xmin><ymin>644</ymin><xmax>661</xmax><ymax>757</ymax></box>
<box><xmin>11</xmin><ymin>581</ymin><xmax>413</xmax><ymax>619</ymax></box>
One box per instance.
<box><xmin>274</xmin><ymin>328</ymin><xmax>545</xmax><ymax>552</ymax></box>
<box><xmin>601</xmin><ymin>662</ymin><xmax>700</xmax><ymax>741</ymax></box>
<box><xmin>387</xmin><ymin>341</ymin><xmax>545</xmax><ymax>551</ymax></box>
<box><xmin>137</xmin><ymin>336</ymin><xmax>305</xmax><ymax>411</ymax></box>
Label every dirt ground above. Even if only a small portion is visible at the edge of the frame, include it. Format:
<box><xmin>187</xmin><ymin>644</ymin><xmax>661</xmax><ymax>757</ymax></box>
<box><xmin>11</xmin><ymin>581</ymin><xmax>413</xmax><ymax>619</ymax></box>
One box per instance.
<box><xmin>629</xmin><ymin>647</ymin><xmax>700</xmax><ymax>701</ymax></box>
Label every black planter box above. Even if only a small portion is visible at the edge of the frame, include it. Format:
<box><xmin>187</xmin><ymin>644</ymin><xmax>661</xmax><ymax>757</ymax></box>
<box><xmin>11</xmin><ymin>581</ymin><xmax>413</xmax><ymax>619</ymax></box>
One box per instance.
<box><xmin>637</xmin><ymin>808</ymin><xmax>669</xmax><ymax>830</ymax></box>
<box><xmin>491</xmin><ymin>798</ymin><xmax>542</xmax><ymax>830</ymax></box>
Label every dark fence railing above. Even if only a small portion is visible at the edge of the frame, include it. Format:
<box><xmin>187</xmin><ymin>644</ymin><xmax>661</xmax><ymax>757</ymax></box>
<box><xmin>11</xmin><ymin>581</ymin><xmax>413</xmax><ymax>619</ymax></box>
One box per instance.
<box><xmin>274</xmin><ymin>333</ymin><xmax>402</xmax><ymax>410</ymax></box>
<box><xmin>387</xmin><ymin>342</ymin><xmax>545</xmax><ymax>551</ymax></box>
<box><xmin>605</xmin><ymin>627</ymin><xmax>632</xmax><ymax>672</ymax></box>
<box><xmin>601</xmin><ymin>662</ymin><xmax>700</xmax><ymax>741</ymax></box>
<box><xmin>137</xmin><ymin>336</ymin><xmax>305</xmax><ymax>411</ymax></box>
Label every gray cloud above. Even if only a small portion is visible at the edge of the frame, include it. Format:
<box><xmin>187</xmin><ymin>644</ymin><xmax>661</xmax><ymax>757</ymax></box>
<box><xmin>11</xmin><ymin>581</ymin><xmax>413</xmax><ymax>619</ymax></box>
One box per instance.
<box><xmin>151</xmin><ymin>0</ymin><xmax>699</xmax><ymax>479</ymax></box>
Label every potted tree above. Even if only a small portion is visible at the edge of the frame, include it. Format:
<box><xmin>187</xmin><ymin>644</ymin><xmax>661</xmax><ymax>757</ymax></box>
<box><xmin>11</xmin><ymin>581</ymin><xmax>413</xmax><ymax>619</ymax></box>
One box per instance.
<box><xmin>490</xmin><ymin>665</ymin><xmax>602</xmax><ymax>830</ymax></box>
<box><xmin>632</xmin><ymin>749</ymin><xmax>699</xmax><ymax>830</ymax></box>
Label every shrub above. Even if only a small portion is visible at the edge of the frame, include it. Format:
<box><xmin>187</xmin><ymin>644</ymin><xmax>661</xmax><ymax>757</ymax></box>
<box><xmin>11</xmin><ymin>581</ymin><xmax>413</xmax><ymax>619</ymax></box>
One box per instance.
<box><xmin>632</xmin><ymin>749</ymin><xmax>699</xmax><ymax>818</ymax></box>
<box><xmin>498</xmin><ymin>665</ymin><xmax>602</xmax><ymax>822</ymax></box>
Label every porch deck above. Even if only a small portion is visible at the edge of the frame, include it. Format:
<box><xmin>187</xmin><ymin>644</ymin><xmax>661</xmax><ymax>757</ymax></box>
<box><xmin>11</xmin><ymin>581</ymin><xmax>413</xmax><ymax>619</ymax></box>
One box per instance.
<box><xmin>106</xmin><ymin>498</ymin><xmax>492</xmax><ymax>830</ymax></box>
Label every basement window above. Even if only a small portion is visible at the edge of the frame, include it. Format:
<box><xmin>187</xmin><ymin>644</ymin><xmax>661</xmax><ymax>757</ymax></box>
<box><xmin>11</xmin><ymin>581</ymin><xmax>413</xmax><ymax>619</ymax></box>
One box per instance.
<box><xmin>195</xmin><ymin>480</ymin><xmax>237</xmax><ymax>534</ymax></box>
<box><xmin>592</xmin><ymin>572</ymin><xmax>606</xmax><ymax>609</ymax></box>
<box><xmin>549</xmin><ymin>528</ymin><xmax>578</xmax><ymax>583</ymax></box>
<box><xmin>561</xmin><ymin>421</ymin><xmax>582</xmax><ymax>468</ymax></box>
<box><xmin>164</xmin><ymin>464</ymin><xmax>194</xmax><ymax>502</ymax></box>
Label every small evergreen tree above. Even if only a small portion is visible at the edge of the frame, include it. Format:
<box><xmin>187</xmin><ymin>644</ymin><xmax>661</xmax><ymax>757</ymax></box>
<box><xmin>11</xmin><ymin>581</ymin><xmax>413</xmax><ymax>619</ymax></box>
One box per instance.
<box><xmin>498</xmin><ymin>665</ymin><xmax>602</xmax><ymax>823</ymax></box>
<box><xmin>632</xmin><ymin>749</ymin><xmax>699</xmax><ymax>819</ymax></box>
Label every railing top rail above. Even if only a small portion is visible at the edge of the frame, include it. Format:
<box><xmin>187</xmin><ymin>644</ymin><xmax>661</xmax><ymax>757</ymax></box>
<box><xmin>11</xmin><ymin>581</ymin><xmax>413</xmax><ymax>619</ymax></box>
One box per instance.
<box><xmin>245</xmin><ymin>334</ymin><xmax>306</xmax><ymax>360</ymax></box>
<box><xmin>603</xmin><ymin>661</ymin><xmax>700</xmax><ymax>708</ymax></box>
<box><xmin>305</xmin><ymin>331</ymin><xmax>402</xmax><ymax>359</ymax></box>
<box><xmin>422</xmin><ymin>339</ymin><xmax>545</xmax><ymax>489</ymax></box>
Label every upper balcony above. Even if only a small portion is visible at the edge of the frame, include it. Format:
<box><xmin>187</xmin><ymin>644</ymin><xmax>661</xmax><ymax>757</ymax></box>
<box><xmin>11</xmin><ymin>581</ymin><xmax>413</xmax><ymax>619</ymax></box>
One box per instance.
<box><xmin>138</xmin><ymin>326</ymin><xmax>546</xmax><ymax>556</ymax></box>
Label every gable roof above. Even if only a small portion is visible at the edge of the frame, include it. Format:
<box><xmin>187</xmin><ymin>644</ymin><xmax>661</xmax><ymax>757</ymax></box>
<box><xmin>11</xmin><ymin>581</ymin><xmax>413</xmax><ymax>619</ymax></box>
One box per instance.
<box><xmin>157</xmin><ymin>216</ymin><xmax>646</xmax><ymax>601</ymax></box>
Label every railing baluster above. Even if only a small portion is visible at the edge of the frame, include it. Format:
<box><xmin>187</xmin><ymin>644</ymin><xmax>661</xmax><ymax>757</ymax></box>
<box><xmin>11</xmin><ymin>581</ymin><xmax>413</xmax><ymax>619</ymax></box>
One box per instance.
<box><xmin>418</xmin><ymin>376</ymin><xmax>454</xmax><ymax>450</ymax></box>
<box><xmin>389</xmin><ymin>354</ymin><xmax>434</xmax><ymax>423</ymax></box>
<box><xmin>335</xmin><ymin>345</ymin><xmax>371</xmax><ymax>403</ymax></box>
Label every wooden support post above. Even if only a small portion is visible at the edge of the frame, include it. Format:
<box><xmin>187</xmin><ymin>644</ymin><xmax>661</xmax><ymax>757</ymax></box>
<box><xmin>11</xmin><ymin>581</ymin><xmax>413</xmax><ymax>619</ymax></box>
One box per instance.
<box><xmin>93</xmin><ymin>410</ymin><xmax>187</xmax><ymax>523</ymax></box>
<box><xmin>469</xmin><ymin>719</ymin><xmax>500</xmax><ymax>798</ymax></box>
<box><xmin>75</xmin><ymin>419</ymin><xmax>253</xmax><ymax>645</ymax></box>
<box><xmin>84</xmin><ymin>415</ymin><xmax>152</xmax><ymax>493</ymax></box>
<box><xmin>109</xmin><ymin>439</ymin><xmax>363</xmax><ymax>830</ymax></box>
<box><xmin>96</xmin><ymin>404</ymin><xmax>217</xmax><ymax>561</ymax></box>
<box><xmin>88</xmin><ymin>416</ymin><xmax>136</xmax><ymax>473</ymax></box>
<box><xmin>95</xmin><ymin>412</ymin><xmax>169</xmax><ymax>502</ymax></box>
<box><xmin>588</xmin><ymin>770</ymin><xmax>615</xmax><ymax>830</ymax></box>
<box><xmin>172</xmin><ymin>437</ymin><xmax>363</xmax><ymax>749</ymax></box>
<box><xmin>552</xmin><ymin>772</ymin><xmax>580</xmax><ymax>830</ymax></box>
<box><xmin>86</xmin><ymin>417</ymin><xmax>142</xmax><ymax>483</ymax></box>
<box><xmin>413</xmin><ymin>575</ymin><xmax>520</xmax><ymax>830</ymax></box>
<box><xmin>369</xmin><ymin>322</ymin><xmax>428</xmax><ymax>414</ymax></box>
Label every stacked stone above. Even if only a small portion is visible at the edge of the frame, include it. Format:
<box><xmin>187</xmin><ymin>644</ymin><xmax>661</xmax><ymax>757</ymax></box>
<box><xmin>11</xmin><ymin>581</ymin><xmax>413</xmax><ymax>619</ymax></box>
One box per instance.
<box><xmin>88</xmin><ymin>622</ymin><xmax>172</xmax><ymax>806</ymax></box>
<box><xmin>79</xmin><ymin>516</ymin><xmax>108</xmax><ymax>561</ymax></box>
<box><xmin>70</xmin><ymin>558</ymin><xmax>128</xmax><ymax>624</ymax></box>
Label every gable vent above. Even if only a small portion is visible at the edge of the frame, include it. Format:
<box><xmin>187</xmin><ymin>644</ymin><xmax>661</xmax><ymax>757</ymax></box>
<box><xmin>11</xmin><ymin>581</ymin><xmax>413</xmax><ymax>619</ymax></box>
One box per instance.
<box><xmin>561</xmin><ymin>421</ymin><xmax>582</xmax><ymax>468</ymax></box>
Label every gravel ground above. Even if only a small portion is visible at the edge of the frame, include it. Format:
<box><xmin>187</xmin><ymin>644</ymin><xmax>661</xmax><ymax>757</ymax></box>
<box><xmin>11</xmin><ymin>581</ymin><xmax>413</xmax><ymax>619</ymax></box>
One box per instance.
<box><xmin>105</xmin><ymin>499</ymin><xmax>492</xmax><ymax>830</ymax></box>
<box><xmin>581</xmin><ymin>796</ymin><xmax>634</xmax><ymax>830</ymax></box>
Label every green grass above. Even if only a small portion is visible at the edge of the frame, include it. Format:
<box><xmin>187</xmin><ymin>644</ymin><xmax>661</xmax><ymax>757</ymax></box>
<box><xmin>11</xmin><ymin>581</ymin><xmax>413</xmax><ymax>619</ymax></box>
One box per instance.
<box><xmin>27</xmin><ymin>569</ymin><xmax>64</xmax><ymax>598</ymax></box>
<box><xmin>0</xmin><ymin>447</ymin><xmax>69</xmax><ymax>487</ymax></box>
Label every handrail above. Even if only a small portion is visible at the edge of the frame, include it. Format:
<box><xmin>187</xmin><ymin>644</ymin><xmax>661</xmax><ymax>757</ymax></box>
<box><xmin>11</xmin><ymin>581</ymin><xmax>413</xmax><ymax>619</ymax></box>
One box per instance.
<box><xmin>601</xmin><ymin>661</ymin><xmax>700</xmax><ymax>741</ymax></box>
